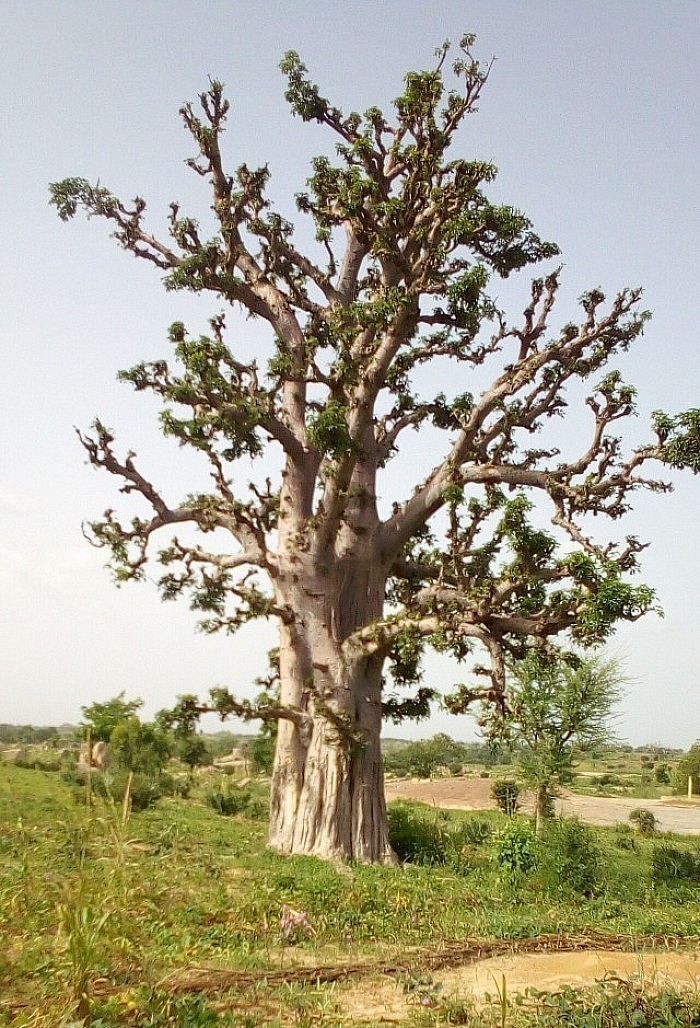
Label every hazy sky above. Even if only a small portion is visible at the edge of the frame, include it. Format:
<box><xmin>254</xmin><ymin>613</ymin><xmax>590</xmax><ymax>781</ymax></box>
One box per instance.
<box><xmin>2</xmin><ymin>1</ymin><xmax>698</xmax><ymax>745</ymax></box>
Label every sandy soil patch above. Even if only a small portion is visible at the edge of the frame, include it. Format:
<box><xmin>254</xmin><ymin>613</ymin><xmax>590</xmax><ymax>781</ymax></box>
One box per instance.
<box><xmin>337</xmin><ymin>949</ymin><xmax>700</xmax><ymax>1022</ymax></box>
<box><xmin>385</xmin><ymin>777</ymin><xmax>700</xmax><ymax>835</ymax></box>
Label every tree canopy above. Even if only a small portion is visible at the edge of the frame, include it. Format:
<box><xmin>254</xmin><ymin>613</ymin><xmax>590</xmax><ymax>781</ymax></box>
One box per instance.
<box><xmin>483</xmin><ymin>653</ymin><xmax>624</xmax><ymax>833</ymax></box>
<box><xmin>51</xmin><ymin>38</ymin><xmax>699</xmax><ymax>861</ymax></box>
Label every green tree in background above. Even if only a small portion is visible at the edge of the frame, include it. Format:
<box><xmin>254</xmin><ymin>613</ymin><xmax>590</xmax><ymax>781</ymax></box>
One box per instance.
<box><xmin>110</xmin><ymin>718</ymin><xmax>172</xmax><ymax>776</ymax></box>
<box><xmin>484</xmin><ymin>654</ymin><xmax>624</xmax><ymax>835</ymax></box>
<box><xmin>80</xmin><ymin>693</ymin><xmax>143</xmax><ymax>743</ymax></box>
<box><xmin>674</xmin><ymin>744</ymin><xmax>700</xmax><ymax>796</ymax></box>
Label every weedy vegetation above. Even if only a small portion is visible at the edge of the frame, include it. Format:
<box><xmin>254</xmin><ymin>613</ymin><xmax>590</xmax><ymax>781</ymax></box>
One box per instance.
<box><xmin>3</xmin><ymin>761</ymin><xmax>700</xmax><ymax>1026</ymax></box>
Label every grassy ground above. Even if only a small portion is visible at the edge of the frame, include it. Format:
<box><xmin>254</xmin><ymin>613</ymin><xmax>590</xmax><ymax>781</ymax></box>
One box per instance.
<box><xmin>2</xmin><ymin>762</ymin><xmax>700</xmax><ymax>1026</ymax></box>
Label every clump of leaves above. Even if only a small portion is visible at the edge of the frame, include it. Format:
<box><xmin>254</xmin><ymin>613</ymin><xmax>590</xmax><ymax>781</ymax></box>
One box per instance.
<box><xmin>629</xmin><ymin>807</ymin><xmax>658</xmax><ymax>836</ymax></box>
<box><xmin>388</xmin><ymin>803</ymin><xmax>449</xmax><ymax>865</ymax></box>
<box><xmin>387</xmin><ymin>804</ymin><xmax>492</xmax><ymax>870</ymax></box>
<box><xmin>537</xmin><ymin>817</ymin><xmax>599</xmax><ymax>897</ymax></box>
<box><xmin>651</xmin><ymin>844</ymin><xmax>700</xmax><ymax>886</ymax></box>
<box><xmin>203</xmin><ymin>779</ymin><xmax>268</xmax><ymax>820</ymax></box>
<box><xmin>491</xmin><ymin>779</ymin><xmax>521</xmax><ymax>815</ymax></box>
<box><xmin>492</xmin><ymin>818</ymin><xmax>537</xmax><ymax>886</ymax></box>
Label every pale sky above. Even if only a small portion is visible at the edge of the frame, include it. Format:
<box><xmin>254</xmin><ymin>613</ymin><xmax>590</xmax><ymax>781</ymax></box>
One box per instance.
<box><xmin>1</xmin><ymin>1</ymin><xmax>698</xmax><ymax>745</ymax></box>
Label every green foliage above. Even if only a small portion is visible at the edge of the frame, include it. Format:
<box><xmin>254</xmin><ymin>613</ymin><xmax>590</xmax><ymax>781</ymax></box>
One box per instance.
<box><xmin>629</xmin><ymin>807</ymin><xmax>658</xmax><ymax>836</ymax></box>
<box><xmin>492</xmin><ymin>818</ymin><xmax>537</xmax><ymax>885</ymax></box>
<box><xmin>203</xmin><ymin>779</ymin><xmax>268</xmax><ymax>820</ymax></box>
<box><xmin>486</xmin><ymin>654</ymin><xmax>623</xmax><ymax>819</ymax></box>
<box><xmin>246</xmin><ymin>730</ymin><xmax>276</xmax><ymax>774</ymax></box>
<box><xmin>96</xmin><ymin>769</ymin><xmax>177</xmax><ymax>811</ymax></box>
<box><xmin>654</xmin><ymin>408</ymin><xmax>700</xmax><ymax>473</ymax></box>
<box><xmin>110</xmin><ymin>717</ymin><xmax>172</xmax><ymax>776</ymax></box>
<box><xmin>427</xmin><ymin>980</ymin><xmax>700</xmax><ymax>1027</ymax></box>
<box><xmin>383</xmin><ymin>733</ymin><xmax>470</xmax><ymax>778</ymax></box>
<box><xmin>387</xmin><ymin>803</ymin><xmax>491</xmax><ymax>869</ymax></box>
<box><xmin>673</xmin><ymin>742</ymin><xmax>700</xmax><ymax>794</ymax></box>
<box><xmin>306</xmin><ymin>400</ymin><xmax>355</xmax><ymax>457</ymax></box>
<box><xmin>651</xmin><ymin>844</ymin><xmax>700</xmax><ymax>886</ymax></box>
<box><xmin>538</xmin><ymin>818</ymin><xmax>599</xmax><ymax>897</ymax></box>
<box><xmin>492</xmin><ymin>779</ymin><xmax>521</xmax><ymax>815</ymax></box>
<box><xmin>0</xmin><ymin>724</ymin><xmax>62</xmax><ymax>745</ymax></box>
<box><xmin>174</xmin><ymin>731</ymin><xmax>212</xmax><ymax>770</ymax></box>
<box><xmin>80</xmin><ymin>691</ymin><xmax>143</xmax><ymax>743</ymax></box>
<box><xmin>387</xmin><ymin>803</ymin><xmax>448</xmax><ymax>865</ymax></box>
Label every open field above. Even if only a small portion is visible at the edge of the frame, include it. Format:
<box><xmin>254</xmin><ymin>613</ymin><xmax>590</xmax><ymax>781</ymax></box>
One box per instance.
<box><xmin>385</xmin><ymin>776</ymin><xmax>700</xmax><ymax>834</ymax></box>
<box><xmin>4</xmin><ymin>762</ymin><xmax>700</xmax><ymax>1026</ymax></box>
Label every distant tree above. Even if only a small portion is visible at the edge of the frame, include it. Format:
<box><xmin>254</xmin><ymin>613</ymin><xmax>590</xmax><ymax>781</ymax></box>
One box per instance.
<box><xmin>80</xmin><ymin>693</ymin><xmax>143</xmax><ymax>743</ymax></box>
<box><xmin>673</xmin><ymin>744</ymin><xmax>700</xmax><ymax>796</ymax></box>
<box><xmin>174</xmin><ymin>732</ymin><xmax>212</xmax><ymax>772</ymax></box>
<box><xmin>52</xmin><ymin>38</ymin><xmax>699</xmax><ymax>862</ymax></box>
<box><xmin>109</xmin><ymin>717</ymin><xmax>172</xmax><ymax>776</ymax></box>
<box><xmin>484</xmin><ymin>654</ymin><xmax>624</xmax><ymax>835</ymax></box>
<box><xmin>0</xmin><ymin>725</ymin><xmax>59</xmax><ymax>745</ymax></box>
<box><xmin>247</xmin><ymin>729</ymin><xmax>276</xmax><ymax>775</ymax></box>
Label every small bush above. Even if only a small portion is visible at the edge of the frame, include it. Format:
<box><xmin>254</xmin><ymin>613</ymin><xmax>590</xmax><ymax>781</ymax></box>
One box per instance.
<box><xmin>651</xmin><ymin>844</ymin><xmax>700</xmax><ymax>885</ymax></box>
<box><xmin>454</xmin><ymin>817</ymin><xmax>493</xmax><ymax>847</ymax></box>
<box><xmin>491</xmin><ymin>779</ymin><xmax>520</xmax><ymax>815</ymax></box>
<box><xmin>539</xmin><ymin>817</ymin><xmax>599</xmax><ymax>897</ymax></box>
<box><xmin>95</xmin><ymin>770</ymin><xmax>175</xmax><ymax>811</ymax></box>
<box><xmin>203</xmin><ymin>780</ymin><xmax>267</xmax><ymax>819</ymax></box>
<box><xmin>492</xmin><ymin>818</ymin><xmax>536</xmax><ymax>885</ymax></box>
<box><xmin>245</xmin><ymin>797</ymin><xmax>269</xmax><ymax>821</ymax></box>
<box><xmin>629</xmin><ymin>807</ymin><xmax>658</xmax><ymax>836</ymax></box>
<box><xmin>387</xmin><ymin>806</ymin><xmax>491</xmax><ymax>869</ymax></box>
<box><xmin>388</xmin><ymin>804</ymin><xmax>447</xmax><ymax>865</ymax></box>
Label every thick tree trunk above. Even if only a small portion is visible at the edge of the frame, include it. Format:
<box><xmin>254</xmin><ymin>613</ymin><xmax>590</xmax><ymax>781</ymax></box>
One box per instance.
<box><xmin>267</xmin><ymin>560</ymin><xmax>395</xmax><ymax>863</ymax></box>
<box><xmin>269</xmin><ymin>662</ymin><xmax>395</xmax><ymax>863</ymax></box>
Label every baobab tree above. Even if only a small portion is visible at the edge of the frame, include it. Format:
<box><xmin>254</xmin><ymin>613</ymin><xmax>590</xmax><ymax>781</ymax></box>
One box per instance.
<box><xmin>51</xmin><ymin>38</ymin><xmax>699</xmax><ymax>862</ymax></box>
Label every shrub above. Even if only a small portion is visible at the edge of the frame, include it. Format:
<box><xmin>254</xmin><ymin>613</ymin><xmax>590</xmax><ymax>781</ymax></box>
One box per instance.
<box><xmin>629</xmin><ymin>807</ymin><xmax>658</xmax><ymax>836</ymax></box>
<box><xmin>387</xmin><ymin>806</ymin><xmax>491</xmax><ymax>869</ymax></box>
<box><xmin>203</xmin><ymin>780</ymin><xmax>267</xmax><ymax>819</ymax></box>
<box><xmin>248</xmin><ymin>731</ymin><xmax>276</xmax><ymax>775</ymax></box>
<box><xmin>492</xmin><ymin>819</ymin><xmax>537</xmax><ymax>885</ymax></box>
<box><xmin>491</xmin><ymin>779</ymin><xmax>520</xmax><ymax>815</ymax></box>
<box><xmin>110</xmin><ymin>718</ymin><xmax>171</xmax><ymax>776</ymax></box>
<box><xmin>387</xmin><ymin>804</ymin><xmax>447</xmax><ymax>865</ymax></box>
<box><xmin>651</xmin><ymin>844</ymin><xmax>700</xmax><ymax>885</ymax></box>
<box><xmin>95</xmin><ymin>770</ymin><xmax>175</xmax><ymax>811</ymax></box>
<box><xmin>539</xmin><ymin>817</ymin><xmax>599</xmax><ymax>897</ymax></box>
<box><xmin>453</xmin><ymin>817</ymin><xmax>493</xmax><ymax>847</ymax></box>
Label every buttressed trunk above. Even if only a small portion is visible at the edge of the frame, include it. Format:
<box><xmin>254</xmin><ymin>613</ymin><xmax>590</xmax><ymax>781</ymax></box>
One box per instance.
<box><xmin>268</xmin><ymin>557</ymin><xmax>395</xmax><ymax>863</ymax></box>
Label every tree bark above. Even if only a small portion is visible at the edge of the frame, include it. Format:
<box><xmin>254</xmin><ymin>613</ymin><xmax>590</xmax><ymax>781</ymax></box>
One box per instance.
<box><xmin>534</xmin><ymin>784</ymin><xmax>551</xmax><ymax>838</ymax></box>
<box><xmin>267</xmin><ymin>554</ymin><xmax>396</xmax><ymax>863</ymax></box>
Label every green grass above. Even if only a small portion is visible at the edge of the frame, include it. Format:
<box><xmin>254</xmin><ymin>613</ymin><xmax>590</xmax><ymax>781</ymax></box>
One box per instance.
<box><xmin>3</xmin><ymin>762</ymin><xmax>700</xmax><ymax>1026</ymax></box>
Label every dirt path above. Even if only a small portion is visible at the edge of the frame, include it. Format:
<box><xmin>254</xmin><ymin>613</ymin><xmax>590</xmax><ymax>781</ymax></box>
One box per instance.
<box><xmin>337</xmin><ymin>949</ymin><xmax>700</xmax><ymax>1022</ymax></box>
<box><xmin>385</xmin><ymin>777</ymin><xmax>700</xmax><ymax>834</ymax></box>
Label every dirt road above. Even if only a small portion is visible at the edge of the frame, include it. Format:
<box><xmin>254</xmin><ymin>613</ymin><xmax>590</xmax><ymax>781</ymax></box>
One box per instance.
<box><xmin>385</xmin><ymin>776</ymin><xmax>700</xmax><ymax>835</ymax></box>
